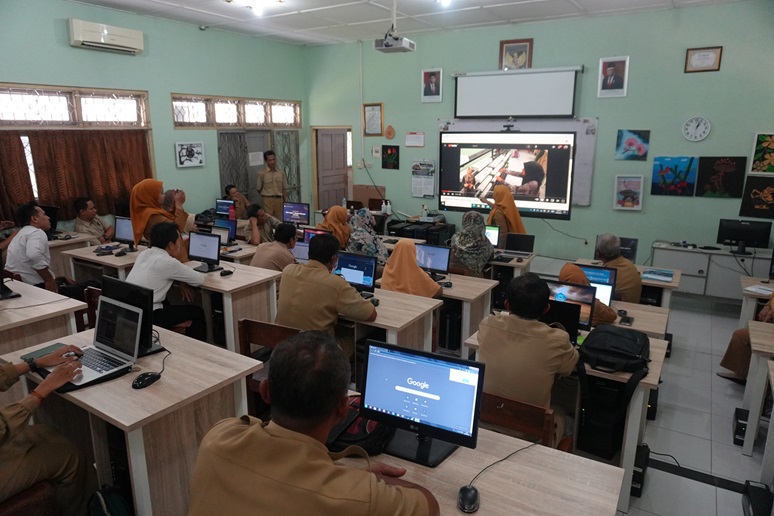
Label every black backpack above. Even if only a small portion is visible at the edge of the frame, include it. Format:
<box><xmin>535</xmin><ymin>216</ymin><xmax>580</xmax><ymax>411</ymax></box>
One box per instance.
<box><xmin>579</xmin><ymin>325</ymin><xmax>650</xmax><ymax>373</ymax></box>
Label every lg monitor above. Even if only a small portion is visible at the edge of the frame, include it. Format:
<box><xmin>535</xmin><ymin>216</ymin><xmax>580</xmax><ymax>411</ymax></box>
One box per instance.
<box><xmin>113</xmin><ymin>216</ymin><xmax>137</xmax><ymax>252</ymax></box>
<box><xmin>577</xmin><ymin>264</ymin><xmax>617</xmax><ymax>306</ymax></box>
<box><xmin>333</xmin><ymin>252</ymin><xmax>377</xmax><ymax>293</ymax></box>
<box><xmin>415</xmin><ymin>244</ymin><xmax>451</xmax><ymax>281</ymax></box>
<box><xmin>505</xmin><ymin>233</ymin><xmax>535</xmax><ymax>253</ymax></box>
<box><xmin>438</xmin><ymin>131</ymin><xmax>576</xmax><ymax>221</ymax></box>
<box><xmin>717</xmin><ymin>219</ymin><xmax>772</xmax><ymax>255</ymax></box>
<box><xmin>188</xmin><ymin>232</ymin><xmax>222</xmax><ymax>273</ymax></box>
<box><xmin>291</xmin><ymin>241</ymin><xmax>309</xmax><ymax>264</ymax></box>
<box><xmin>102</xmin><ymin>276</ymin><xmax>161</xmax><ymax>356</ymax></box>
<box><xmin>360</xmin><ymin>340</ymin><xmax>485</xmax><ymax>468</ymax></box>
<box><xmin>545</xmin><ymin>279</ymin><xmax>596</xmax><ymax>331</ymax></box>
<box><xmin>484</xmin><ymin>225</ymin><xmax>500</xmax><ymax>247</ymax></box>
<box><xmin>215</xmin><ymin>198</ymin><xmax>235</xmax><ymax>218</ymax></box>
<box><xmin>303</xmin><ymin>228</ymin><xmax>332</xmax><ymax>243</ymax></box>
<box><xmin>282</xmin><ymin>202</ymin><xmax>311</xmax><ymax>226</ymax></box>
<box><xmin>213</xmin><ymin>218</ymin><xmax>237</xmax><ymax>242</ymax></box>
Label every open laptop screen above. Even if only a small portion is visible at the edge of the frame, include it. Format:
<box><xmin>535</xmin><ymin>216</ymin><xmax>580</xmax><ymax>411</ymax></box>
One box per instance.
<box><xmin>484</xmin><ymin>226</ymin><xmax>500</xmax><ymax>247</ymax></box>
<box><xmin>291</xmin><ymin>241</ymin><xmax>309</xmax><ymax>263</ymax></box>
<box><xmin>544</xmin><ymin>279</ymin><xmax>596</xmax><ymax>331</ymax></box>
<box><xmin>210</xmin><ymin>226</ymin><xmax>230</xmax><ymax>246</ymax></box>
<box><xmin>94</xmin><ymin>297</ymin><xmax>142</xmax><ymax>360</ymax></box>
<box><xmin>334</xmin><ymin>252</ymin><xmax>377</xmax><ymax>292</ymax></box>
<box><xmin>578</xmin><ymin>265</ymin><xmax>617</xmax><ymax>306</ymax></box>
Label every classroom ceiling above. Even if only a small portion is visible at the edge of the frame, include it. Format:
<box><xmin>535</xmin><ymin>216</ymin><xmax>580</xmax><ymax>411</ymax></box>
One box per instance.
<box><xmin>70</xmin><ymin>0</ymin><xmax>746</xmax><ymax>46</ymax></box>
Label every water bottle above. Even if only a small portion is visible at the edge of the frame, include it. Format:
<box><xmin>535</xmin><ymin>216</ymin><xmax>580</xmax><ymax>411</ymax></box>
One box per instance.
<box><xmin>341</xmin><ymin>197</ymin><xmax>347</xmax><ymax>207</ymax></box>
<box><xmin>228</xmin><ymin>205</ymin><xmax>236</xmax><ymax>220</ymax></box>
<box><xmin>421</xmin><ymin>204</ymin><xmax>428</xmax><ymax>218</ymax></box>
<box><xmin>381</xmin><ymin>200</ymin><xmax>387</xmax><ymax>214</ymax></box>
<box><xmin>386</xmin><ymin>201</ymin><xmax>392</xmax><ymax>215</ymax></box>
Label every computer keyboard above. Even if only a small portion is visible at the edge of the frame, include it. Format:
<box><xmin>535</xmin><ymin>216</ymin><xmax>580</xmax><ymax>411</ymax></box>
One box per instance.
<box><xmin>80</xmin><ymin>348</ymin><xmax>125</xmax><ymax>373</ymax></box>
<box><xmin>383</xmin><ymin>238</ymin><xmax>399</xmax><ymax>244</ymax></box>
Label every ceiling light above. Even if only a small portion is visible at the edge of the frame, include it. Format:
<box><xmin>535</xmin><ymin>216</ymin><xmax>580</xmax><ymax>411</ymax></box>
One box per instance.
<box><xmin>437</xmin><ymin>0</ymin><xmax>451</xmax><ymax>7</ymax></box>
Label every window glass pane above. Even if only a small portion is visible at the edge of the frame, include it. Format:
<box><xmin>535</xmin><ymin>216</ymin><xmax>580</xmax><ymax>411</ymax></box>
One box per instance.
<box><xmin>347</xmin><ymin>130</ymin><xmax>352</xmax><ymax>168</ymax></box>
<box><xmin>81</xmin><ymin>96</ymin><xmax>139</xmax><ymax>123</ymax></box>
<box><xmin>271</xmin><ymin>103</ymin><xmax>296</xmax><ymax>125</ymax></box>
<box><xmin>0</xmin><ymin>91</ymin><xmax>71</xmax><ymax>122</ymax></box>
<box><xmin>214</xmin><ymin>101</ymin><xmax>238</xmax><ymax>124</ymax></box>
<box><xmin>244</xmin><ymin>102</ymin><xmax>266</xmax><ymax>124</ymax></box>
<box><xmin>173</xmin><ymin>99</ymin><xmax>207</xmax><ymax>123</ymax></box>
<box><xmin>20</xmin><ymin>135</ymin><xmax>38</xmax><ymax>199</ymax></box>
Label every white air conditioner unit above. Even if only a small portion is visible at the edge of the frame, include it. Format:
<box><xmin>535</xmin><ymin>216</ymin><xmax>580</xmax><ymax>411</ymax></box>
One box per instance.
<box><xmin>68</xmin><ymin>18</ymin><xmax>144</xmax><ymax>55</ymax></box>
<box><xmin>374</xmin><ymin>36</ymin><xmax>416</xmax><ymax>53</ymax></box>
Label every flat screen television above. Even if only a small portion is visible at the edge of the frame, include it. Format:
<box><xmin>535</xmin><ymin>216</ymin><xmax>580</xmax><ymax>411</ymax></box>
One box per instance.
<box><xmin>333</xmin><ymin>252</ymin><xmax>377</xmax><ymax>293</ymax></box>
<box><xmin>303</xmin><ymin>228</ymin><xmax>332</xmax><ymax>243</ymax></box>
<box><xmin>213</xmin><ymin>218</ymin><xmax>237</xmax><ymax>242</ymax></box>
<box><xmin>577</xmin><ymin>264</ymin><xmax>617</xmax><ymax>306</ymax></box>
<box><xmin>215</xmin><ymin>198</ymin><xmax>235</xmax><ymax>218</ymax></box>
<box><xmin>360</xmin><ymin>340</ymin><xmax>485</xmax><ymax>468</ymax></box>
<box><xmin>113</xmin><ymin>216</ymin><xmax>137</xmax><ymax>252</ymax></box>
<box><xmin>545</xmin><ymin>279</ymin><xmax>596</xmax><ymax>331</ymax></box>
<box><xmin>282</xmin><ymin>202</ymin><xmax>310</xmax><ymax>226</ymax></box>
<box><xmin>415</xmin><ymin>244</ymin><xmax>450</xmax><ymax>281</ymax></box>
<box><xmin>102</xmin><ymin>276</ymin><xmax>161</xmax><ymax>356</ymax></box>
<box><xmin>716</xmin><ymin>219</ymin><xmax>772</xmax><ymax>255</ymax></box>
<box><xmin>484</xmin><ymin>225</ymin><xmax>500</xmax><ymax>247</ymax></box>
<box><xmin>188</xmin><ymin>232</ymin><xmax>222</xmax><ymax>273</ymax></box>
<box><xmin>438</xmin><ymin>131</ymin><xmax>576</xmax><ymax>220</ymax></box>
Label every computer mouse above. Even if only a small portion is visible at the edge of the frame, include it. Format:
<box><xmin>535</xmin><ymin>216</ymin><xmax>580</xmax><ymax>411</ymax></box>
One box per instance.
<box><xmin>114</xmin><ymin>250</ymin><xmax>127</xmax><ymax>257</ymax></box>
<box><xmin>617</xmin><ymin>309</ymin><xmax>628</xmax><ymax>317</ymax></box>
<box><xmin>132</xmin><ymin>372</ymin><xmax>161</xmax><ymax>389</ymax></box>
<box><xmin>457</xmin><ymin>485</ymin><xmax>480</xmax><ymax>513</ymax></box>
<box><xmin>61</xmin><ymin>234</ymin><xmax>72</xmax><ymax>240</ymax></box>
<box><xmin>370</xmin><ymin>298</ymin><xmax>380</xmax><ymax>307</ymax></box>
<box><xmin>442</xmin><ymin>282</ymin><xmax>453</xmax><ymax>288</ymax></box>
<box><xmin>220</xmin><ymin>269</ymin><xmax>233</xmax><ymax>276</ymax></box>
<box><xmin>516</xmin><ymin>257</ymin><xmax>524</xmax><ymax>263</ymax></box>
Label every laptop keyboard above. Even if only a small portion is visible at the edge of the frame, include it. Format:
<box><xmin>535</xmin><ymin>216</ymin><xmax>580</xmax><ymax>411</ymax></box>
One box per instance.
<box><xmin>80</xmin><ymin>348</ymin><xmax>125</xmax><ymax>373</ymax></box>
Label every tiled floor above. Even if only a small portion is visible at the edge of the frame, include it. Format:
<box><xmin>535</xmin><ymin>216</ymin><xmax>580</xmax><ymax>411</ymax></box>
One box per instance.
<box><xmin>615</xmin><ymin>293</ymin><xmax>764</xmax><ymax>515</ymax></box>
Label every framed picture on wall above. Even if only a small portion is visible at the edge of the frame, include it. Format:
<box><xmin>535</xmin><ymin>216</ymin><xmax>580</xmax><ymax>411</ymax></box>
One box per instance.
<box><xmin>499</xmin><ymin>39</ymin><xmax>533</xmax><ymax>70</ymax></box>
<box><xmin>363</xmin><ymin>103</ymin><xmax>383</xmax><ymax>137</ymax></box>
<box><xmin>685</xmin><ymin>47</ymin><xmax>722</xmax><ymax>73</ymax></box>
<box><xmin>614</xmin><ymin>175</ymin><xmax>643</xmax><ymax>210</ymax></box>
<box><xmin>175</xmin><ymin>142</ymin><xmax>204</xmax><ymax>168</ymax></box>
<box><xmin>421</xmin><ymin>68</ymin><xmax>442</xmax><ymax>103</ymax></box>
<box><xmin>598</xmin><ymin>56</ymin><xmax>629</xmax><ymax>98</ymax></box>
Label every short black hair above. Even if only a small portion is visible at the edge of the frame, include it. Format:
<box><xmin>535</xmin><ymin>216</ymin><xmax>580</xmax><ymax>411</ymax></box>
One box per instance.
<box><xmin>73</xmin><ymin>197</ymin><xmax>91</xmax><ymax>214</ymax></box>
<box><xmin>246</xmin><ymin>203</ymin><xmax>263</xmax><ymax>219</ymax></box>
<box><xmin>268</xmin><ymin>331</ymin><xmax>350</xmax><ymax>431</ymax></box>
<box><xmin>309</xmin><ymin>233</ymin><xmax>339</xmax><ymax>264</ymax></box>
<box><xmin>263</xmin><ymin>150</ymin><xmax>275</xmax><ymax>160</ymax></box>
<box><xmin>274</xmin><ymin>223</ymin><xmax>296</xmax><ymax>244</ymax></box>
<box><xmin>15</xmin><ymin>201</ymin><xmax>41</xmax><ymax>227</ymax></box>
<box><xmin>506</xmin><ymin>273</ymin><xmax>550</xmax><ymax>320</ymax></box>
<box><xmin>224</xmin><ymin>184</ymin><xmax>236</xmax><ymax>197</ymax></box>
<box><xmin>149</xmin><ymin>222</ymin><xmax>180</xmax><ymax>249</ymax></box>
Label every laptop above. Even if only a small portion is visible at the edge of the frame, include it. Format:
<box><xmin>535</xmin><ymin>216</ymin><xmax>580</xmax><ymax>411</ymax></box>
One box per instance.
<box><xmin>46</xmin><ymin>297</ymin><xmax>143</xmax><ymax>387</ymax></box>
<box><xmin>210</xmin><ymin>226</ymin><xmax>232</xmax><ymax>246</ymax></box>
<box><xmin>334</xmin><ymin>252</ymin><xmax>378</xmax><ymax>298</ymax></box>
<box><xmin>544</xmin><ymin>279</ymin><xmax>596</xmax><ymax>332</ymax></box>
<box><xmin>485</xmin><ymin>225</ymin><xmax>500</xmax><ymax>247</ymax></box>
<box><xmin>578</xmin><ymin>264</ymin><xmax>617</xmax><ymax>306</ymax></box>
<box><xmin>539</xmin><ymin>300</ymin><xmax>581</xmax><ymax>346</ymax></box>
<box><xmin>291</xmin><ymin>241</ymin><xmax>309</xmax><ymax>264</ymax></box>
<box><xmin>0</xmin><ymin>280</ymin><xmax>21</xmax><ymax>300</ymax></box>
<box><xmin>501</xmin><ymin>233</ymin><xmax>535</xmax><ymax>257</ymax></box>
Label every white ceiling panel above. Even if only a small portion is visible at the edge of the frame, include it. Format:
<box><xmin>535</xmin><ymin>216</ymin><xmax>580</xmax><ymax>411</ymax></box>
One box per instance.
<box><xmin>415</xmin><ymin>8</ymin><xmax>503</xmax><ymax>29</ymax></box>
<box><xmin>486</xmin><ymin>1</ymin><xmax>583</xmax><ymax>21</ymax></box>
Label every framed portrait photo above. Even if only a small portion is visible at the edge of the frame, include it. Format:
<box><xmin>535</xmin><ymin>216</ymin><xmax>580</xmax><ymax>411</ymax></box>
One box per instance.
<box><xmin>363</xmin><ymin>103</ymin><xmax>383</xmax><ymax>137</ymax></box>
<box><xmin>421</xmin><ymin>68</ymin><xmax>442</xmax><ymax>103</ymax></box>
<box><xmin>685</xmin><ymin>47</ymin><xmax>722</xmax><ymax>73</ymax></box>
<box><xmin>614</xmin><ymin>175</ymin><xmax>643</xmax><ymax>211</ymax></box>
<box><xmin>598</xmin><ymin>56</ymin><xmax>629</xmax><ymax>98</ymax></box>
<box><xmin>499</xmin><ymin>39</ymin><xmax>533</xmax><ymax>70</ymax></box>
<box><xmin>175</xmin><ymin>142</ymin><xmax>204</xmax><ymax>168</ymax></box>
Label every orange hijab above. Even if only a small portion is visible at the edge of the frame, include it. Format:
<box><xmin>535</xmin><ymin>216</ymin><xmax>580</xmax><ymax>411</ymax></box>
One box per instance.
<box><xmin>130</xmin><ymin>179</ymin><xmax>173</xmax><ymax>244</ymax></box>
<box><xmin>381</xmin><ymin>240</ymin><xmax>441</xmax><ymax>298</ymax></box>
<box><xmin>487</xmin><ymin>185</ymin><xmax>526</xmax><ymax>234</ymax></box>
<box><xmin>317</xmin><ymin>206</ymin><xmax>351</xmax><ymax>248</ymax></box>
<box><xmin>558</xmin><ymin>262</ymin><xmax>617</xmax><ymax>326</ymax></box>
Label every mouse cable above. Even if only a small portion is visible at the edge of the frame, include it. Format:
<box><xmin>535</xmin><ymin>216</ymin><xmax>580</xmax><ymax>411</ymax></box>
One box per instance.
<box><xmin>0</xmin><ymin>297</ymin><xmax>70</xmax><ymax>312</ymax></box>
<box><xmin>540</xmin><ymin>219</ymin><xmax>587</xmax><ymax>245</ymax></box>
<box><xmin>465</xmin><ymin>441</ymin><xmax>538</xmax><ymax>487</ymax></box>
<box><xmin>158</xmin><ymin>349</ymin><xmax>172</xmax><ymax>375</ymax></box>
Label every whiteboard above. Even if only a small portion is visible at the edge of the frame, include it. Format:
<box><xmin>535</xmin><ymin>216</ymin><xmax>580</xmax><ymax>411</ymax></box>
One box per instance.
<box><xmin>442</xmin><ymin>117</ymin><xmax>598</xmax><ymax>206</ymax></box>
<box><xmin>455</xmin><ymin>69</ymin><xmax>578</xmax><ymax>118</ymax></box>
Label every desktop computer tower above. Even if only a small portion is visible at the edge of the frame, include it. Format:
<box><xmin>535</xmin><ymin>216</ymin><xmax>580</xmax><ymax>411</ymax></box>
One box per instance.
<box><xmin>631</xmin><ymin>443</ymin><xmax>650</xmax><ymax>497</ymax></box>
<box><xmin>426</xmin><ymin>224</ymin><xmax>455</xmax><ymax>246</ymax></box>
<box><xmin>438</xmin><ymin>299</ymin><xmax>462</xmax><ymax>352</ymax></box>
<box><xmin>491</xmin><ymin>266</ymin><xmax>514</xmax><ymax>310</ymax></box>
<box><xmin>743</xmin><ymin>481</ymin><xmax>773</xmax><ymax>516</ymax></box>
<box><xmin>403</xmin><ymin>223</ymin><xmax>433</xmax><ymax>239</ymax></box>
<box><xmin>387</xmin><ymin>221</ymin><xmax>412</xmax><ymax>236</ymax></box>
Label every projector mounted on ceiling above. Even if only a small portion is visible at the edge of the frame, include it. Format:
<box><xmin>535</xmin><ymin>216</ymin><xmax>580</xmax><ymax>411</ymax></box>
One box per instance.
<box><xmin>374</xmin><ymin>3</ymin><xmax>415</xmax><ymax>54</ymax></box>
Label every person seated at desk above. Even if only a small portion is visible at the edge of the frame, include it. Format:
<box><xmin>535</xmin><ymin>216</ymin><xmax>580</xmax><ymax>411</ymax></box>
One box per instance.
<box><xmin>189</xmin><ymin>331</ymin><xmax>438</xmax><ymax>515</ymax></box>
<box><xmin>718</xmin><ymin>293</ymin><xmax>774</xmax><ymax>384</ymax></box>
<box><xmin>0</xmin><ymin>345</ymin><xmax>95</xmax><ymax>515</ymax></box>
<box><xmin>317</xmin><ymin>205</ymin><xmax>350</xmax><ymax>249</ymax></box>
<box><xmin>223</xmin><ymin>183</ymin><xmax>250</xmax><ymax>219</ymax></box>
<box><xmin>558</xmin><ymin>263</ymin><xmax>617</xmax><ymax>326</ymax></box>
<box><xmin>130</xmin><ymin>178</ymin><xmax>189</xmax><ymax>262</ymax></box>
<box><xmin>275</xmin><ymin>234</ymin><xmax>376</xmax><ymax>357</ymax></box>
<box><xmin>244</xmin><ymin>203</ymin><xmax>280</xmax><ymax>245</ymax></box>
<box><xmin>73</xmin><ymin>196</ymin><xmax>115</xmax><ymax>244</ymax></box>
<box><xmin>347</xmin><ymin>208</ymin><xmax>389</xmax><ymax>264</ymax></box>
<box><xmin>450</xmin><ymin>211</ymin><xmax>494</xmax><ymax>278</ymax></box>
<box><xmin>478</xmin><ymin>273</ymin><xmax>579</xmax><ymax>446</ymax></box>
<box><xmin>250</xmin><ymin>222</ymin><xmax>297</xmax><ymax>272</ymax></box>
<box><xmin>595</xmin><ymin>233</ymin><xmax>642</xmax><ymax>303</ymax></box>
<box><xmin>381</xmin><ymin>240</ymin><xmax>443</xmax><ymax>299</ymax></box>
<box><xmin>5</xmin><ymin>202</ymin><xmax>100</xmax><ymax>301</ymax></box>
<box><xmin>478</xmin><ymin>184</ymin><xmax>526</xmax><ymax>249</ymax></box>
<box><xmin>0</xmin><ymin>220</ymin><xmax>18</xmax><ymax>268</ymax></box>
<box><xmin>125</xmin><ymin>222</ymin><xmax>207</xmax><ymax>341</ymax></box>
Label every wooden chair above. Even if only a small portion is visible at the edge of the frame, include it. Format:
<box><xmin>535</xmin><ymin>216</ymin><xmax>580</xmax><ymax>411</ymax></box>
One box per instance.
<box><xmin>479</xmin><ymin>392</ymin><xmax>555</xmax><ymax>448</ymax></box>
<box><xmin>237</xmin><ymin>319</ymin><xmax>301</xmax><ymax>418</ymax></box>
<box><xmin>0</xmin><ymin>481</ymin><xmax>59</xmax><ymax>516</ymax></box>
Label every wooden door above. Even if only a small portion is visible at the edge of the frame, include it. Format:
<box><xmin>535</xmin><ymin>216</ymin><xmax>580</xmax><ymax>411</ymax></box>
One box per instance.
<box><xmin>315</xmin><ymin>129</ymin><xmax>348</xmax><ymax>210</ymax></box>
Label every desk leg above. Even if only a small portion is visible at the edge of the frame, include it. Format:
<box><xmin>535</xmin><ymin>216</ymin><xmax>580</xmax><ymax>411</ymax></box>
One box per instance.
<box><xmin>743</xmin><ymin>354</ymin><xmax>768</xmax><ymax>456</ymax></box>
<box><xmin>223</xmin><ymin>293</ymin><xmax>236</xmax><ymax>353</ymax></box>
<box><xmin>761</xmin><ymin>411</ymin><xmax>774</xmax><ymax>484</ymax></box>
<box><xmin>422</xmin><ymin>312</ymin><xmax>432</xmax><ymax>353</ymax></box>
<box><xmin>660</xmin><ymin>288</ymin><xmax>672</xmax><ymax>308</ymax></box>
<box><xmin>69</xmin><ymin>256</ymin><xmax>77</xmax><ymax>279</ymax></box>
<box><xmin>234</xmin><ymin>377</ymin><xmax>248</xmax><ymax>416</ymax></box>
<box><xmin>740</xmin><ymin>296</ymin><xmax>757</xmax><ymax>329</ymax></box>
<box><xmin>118</xmin><ymin>268</ymin><xmax>127</xmax><ymax>280</ymax></box>
<box><xmin>67</xmin><ymin>313</ymin><xmax>78</xmax><ymax>335</ymax></box>
<box><xmin>461</xmin><ymin>301</ymin><xmax>471</xmax><ymax>344</ymax></box>
<box><xmin>386</xmin><ymin>330</ymin><xmax>397</xmax><ymax>345</ymax></box>
<box><xmin>617</xmin><ymin>385</ymin><xmax>647</xmax><ymax>513</ymax></box>
<box><xmin>269</xmin><ymin>280</ymin><xmax>277</xmax><ymax>322</ymax></box>
<box><xmin>127</xmin><ymin>429</ymin><xmax>153</xmax><ymax>516</ymax></box>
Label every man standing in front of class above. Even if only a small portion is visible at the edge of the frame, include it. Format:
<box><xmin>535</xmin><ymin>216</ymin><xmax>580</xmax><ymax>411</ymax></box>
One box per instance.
<box><xmin>256</xmin><ymin>150</ymin><xmax>287</xmax><ymax>219</ymax></box>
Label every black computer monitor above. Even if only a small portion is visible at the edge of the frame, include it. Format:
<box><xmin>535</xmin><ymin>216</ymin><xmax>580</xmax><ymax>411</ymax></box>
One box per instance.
<box><xmin>505</xmin><ymin>233</ymin><xmax>535</xmax><ymax>253</ymax></box>
<box><xmin>484</xmin><ymin>225</ymin><xmax>500</xmax><ymax>247</ymax></box>
<box><xmin>717</xmin><ymin>219</ymin><xmax>772</xmax><ymax>255</ymax></box>
<box><xmin>102</xmin><ymin>276</ymin><xmax>158</xmax><ymax>355</ymax></box>
<box><xmin>545</xmin><ymin>279</ymin><xmax>596</xmax><ymax>331</ymax></box>
<box><xmin>333</xmin><ymin>252</ymin><xmax>377</xmax><ymax>293</ymax></box>
<box><xmin>539</xmin><ymin>300</ymin><xmax>581</xmax><ymax>345</ymax></box>
<box><xmin>215</xmin><ymin>198</ymin><xmax>235</xmax><ymax>218</ymax></box>
<box><xmin>282</xmin><ymin>202</ymin><xmax>310</xmax><ymax>226</ymax></box>
<box><xmin>188</xmin><ymin>232</ymin><xmax>222</xmax><ymax>273</ymax></box>
<box><xmin>360</xmin><ymin>340</ymin><xmax>485</xmax><ymax>468</ymax></box>
<box><xmin>415</xmin><ymin>244</ymin><xmax>451</xmax><ymax>281</ymax></box>
<box><xmin>113</xmin><ymin>216</ymin><xmax>137</xmax><ymax>252</ymax></box>
<box><xmin>769</xmin><ymin>252</ymin><xmax>774</xmax><ymax>280</ymax></box>
<box><xmin>577</xmin><ymin>264</ymin><xmax>617</xmax><ymax>306</ymax></box>
<box><xmin>303</xmin><ymin>228</ymin><xmax>331</xmax><ymax>242</ymax></box>
<box><xmin>213</xmin><ymin>218</ymin><xmax>237</xmax><ymax>242</ymax></box>
<box><xmin>619</xmin><ymin>237</ymin><xmax>638</xmax><ymax>263</ymax></box>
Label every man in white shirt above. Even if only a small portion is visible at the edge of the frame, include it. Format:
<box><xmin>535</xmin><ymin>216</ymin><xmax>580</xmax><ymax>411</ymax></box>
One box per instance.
<box><xmin>125</xmin><ymin>221</ymin><xmax>207</xmax><ymax>341</ymax></box>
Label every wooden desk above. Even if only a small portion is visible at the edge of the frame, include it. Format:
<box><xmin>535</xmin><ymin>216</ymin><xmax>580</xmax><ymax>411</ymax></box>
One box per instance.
<box><xmin>220</xmin><ymin>243</ymin><xmax>258</xmax><ymax>264</ymax></box>
<box><xmin>489</xmin><ymin>252</ymin><xmax>534</xmax><ymax>276</ymax></box>
<box><xmin>0</xmin><ymin>281</ymin><xmax>85</xmax><ymax>405</ymax></box>
<box><xmin>574</xmin><ymin>258</ymin><xmax>682</xmax><ymax>308</ymax></box>
<box><xmin>377</xmin><ymin>234</ymin><xmax>426</xmax><ymax>252</ymax></box>
<box><xmin>739</xmin><ymin>276</ymin><xmax>773</xmax><ymax>328</ymax></box>
<box><xmin>2</xmin><ymin>328</ymin><xmax>262</xmax><ymax>516</ymax></box>
<box><xmin>64</xmin><ymin>245</ymin><xmax>147</xmax><ymax>281</ymax></box>
<box><xmin>49</xmin><ymin>231</ymin><xmax>99</xmax><ymax>277</ymax></box>
<box><xmin>740</xmin><ymin>320</ymin><xmax>774</xmax><ymax>455</ymax></box>
<box><xmin>187</xmin><ymin>262</ymin><xmax>281</xmax><ymax>352</ymax></box>
<box><xmin>759</xmin><ymin>361</ymin><xmax>774</xmax><ymax>484</ymax></box>
<box><xmin>463</xmin><ymin>331</ymin><xmax>666</xmax><ymax>512</ymax></box>
<box><xmin>611</xmin><ymin>301</ymin><xmax>669</xmax><ymax>339</ymax></box>
<box><xmin>342</xmin><ymin>428</ymin><xmax>623</xmax><ymax>515</ymax></box>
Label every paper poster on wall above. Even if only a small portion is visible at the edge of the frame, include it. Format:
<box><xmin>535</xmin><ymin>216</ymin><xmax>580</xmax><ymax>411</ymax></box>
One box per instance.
<box><xmin>248</xmin><ymin>152</ymin><xmax>264</xmax><ymax>167</ymax></box>
<box><xmin>412</xmin><ymin>160</ymin><xmax>436</xmax><ymax>198</ymax></box>
<box><xmin>739</xmin><ymin>175</ymin><xmax>774</xmax><ymax>219</ymax></box>
<box><xmin>651</xmin><ymin>156</ymin><xmax>697</xmax><ymax>196</ymax></box>
<box><xmin>405</xmin><ymin>132</ymin><xmax>425</xmax><ymax>147</ymax></box>
<box><xmin>696</xmin><ymin>156</ymin><xmax>746</xmax><ymax>198</ymax></box>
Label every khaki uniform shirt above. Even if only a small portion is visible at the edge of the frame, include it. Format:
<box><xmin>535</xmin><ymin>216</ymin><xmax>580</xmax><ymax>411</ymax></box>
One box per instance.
<box><xmin>250</xmin><ymin>240</ymin><xmax>296</xmax><ymax>272</ymax></box>
<box><xmin>276</xmin><ymin>261</ymin><xmax>375</xmax><ymax>334</ymax></box>
<box><xmin>0</xmin><ymin>363</ymin><xmax>39</xmax><ymax>480</ymax></box>
<box><xmin>73</xmin><ymin>216</ymin><xmax>109</xmax><ymax>240</ymax></box>
<box><xmin>256</xmin><ymin>168</ymin><xmax>287</xmax><ymax>197</ymax></box>
<box><xmin>606</xmin><ymin>256</ymin><xmax>642</xmax><ymax>303</ymax></box>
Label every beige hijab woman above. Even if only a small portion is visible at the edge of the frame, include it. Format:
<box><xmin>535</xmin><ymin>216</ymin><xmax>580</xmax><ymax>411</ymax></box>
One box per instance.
<box><xmin>317</xmin><ymin>206</ymin><xmax>350</xmax><ymax>249</ymax></box>
<box><xmin>381</xmin><ymin>240</ymin><xmax>442</xmax><ymax>298</ymax></box>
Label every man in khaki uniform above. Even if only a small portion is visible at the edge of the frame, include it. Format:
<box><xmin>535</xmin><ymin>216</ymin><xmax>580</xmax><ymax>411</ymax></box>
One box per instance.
<box><xmin>256</xmin><ymin>150</ymin><xmax>287</xmax><ymax>218</ymax></box>
<box><xmin>595</xmin><ymin>233</ymin><xmax>642</xmax><ymax>303</ymax></box>
<box><xmin>249</xmin><ymin>223</ymin><xmax>297</xmax><ymax>272</ymax></box>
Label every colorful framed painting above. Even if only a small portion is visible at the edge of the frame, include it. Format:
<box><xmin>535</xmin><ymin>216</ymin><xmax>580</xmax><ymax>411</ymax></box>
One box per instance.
<box><xmin>382</xmin><ymin>145</ymin><xmax>399</xmax><ymax>170</ymax></box>
<box><xmin>614</xmin><ymin>175</ymin><xmax>643</xmax><ymax>210</ymax></box>
<box><xmin>598</xmin><ymin>56</ymin><xmax>629</xmax><ymax>98</ymax></box>
<box><xmin>651</xmin><ymin>156</ymin><xmax>697</xmax><ymax>196</ymax></box>
<box><xmin>696</xmin><ymin>156</ymin><xmax>746</xmax><ymax>198</ymax></box>
<box><xmin>750</xmin><ymin>133</ymin><xmax>774</xmax><ymax>174</ymax></box>
<box><xmin>615</xmin><ymin>130</ymin><xmax>650</xmax><ymax>161</ymax></box>
<box><xmin>499</xmin><ymin>39</ymin><xmax>533</xmax><ymax>70</ymax></box>
<box><xmin>739</xmin><ymin>175</ymin><xmax>774</xmax><ymax>219</ymax></box>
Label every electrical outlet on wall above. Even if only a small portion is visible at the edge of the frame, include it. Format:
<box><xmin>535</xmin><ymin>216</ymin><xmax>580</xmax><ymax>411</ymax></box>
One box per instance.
<box><xmin>372</xmin><ymin>146</ymin><xmax>381</xmax><ymax>158</ymax></box>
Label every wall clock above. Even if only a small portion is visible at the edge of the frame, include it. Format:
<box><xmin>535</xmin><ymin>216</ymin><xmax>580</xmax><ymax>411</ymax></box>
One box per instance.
<box><xmin>683</xmin><ymin>116</ymin><xmax>711</xmax><ymax>141</ymax></box>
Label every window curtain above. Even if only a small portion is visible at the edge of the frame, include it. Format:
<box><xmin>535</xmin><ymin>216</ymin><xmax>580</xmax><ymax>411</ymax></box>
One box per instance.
<box><xmin>0</xmin><ymin>131</ymin><xmax>34</xmax><ymax>222</ymax></box>
<box><xmin>273</xmin><ymin>130</ymin><xmax>300</xmax><ymax>202</ymax></box>
<box><xmin>28</xmin><ymin>130</ymin><xmax>152</xmax><ymax>220</ymax></box>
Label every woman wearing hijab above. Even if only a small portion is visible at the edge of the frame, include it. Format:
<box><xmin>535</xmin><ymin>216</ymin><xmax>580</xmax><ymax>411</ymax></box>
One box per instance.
<box><xmin>558</xmin><ymin>263</ymin><xmax>617</xmax><ymax>326</ymax></box>
<box><xmin>479</xmin><ymin>184</ymin><xmax>526</xmax><ymax>248</ymax></box>
<box><xmin>316</xmin><ymin>205</ymin><xmax>350</xmax><ymax>249</ymax></box>
<box><xmin>381</xmin><ymin>240</ymin><xmax>442</xmax><ymax>299</ymax></box>
<box><xmin>450</xmin><ymin>211</ymin><xmax>494</xmax><ymax>277</ymax></box>
<box><xmin>130</xmin><ymin>178</ymin><xmax>189</xmax><ymax>262</ymax></box>
<box><xmin>346</xmin><ymin>208</ymin><xmax>389</xmax><ymax>263</ymax></box>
